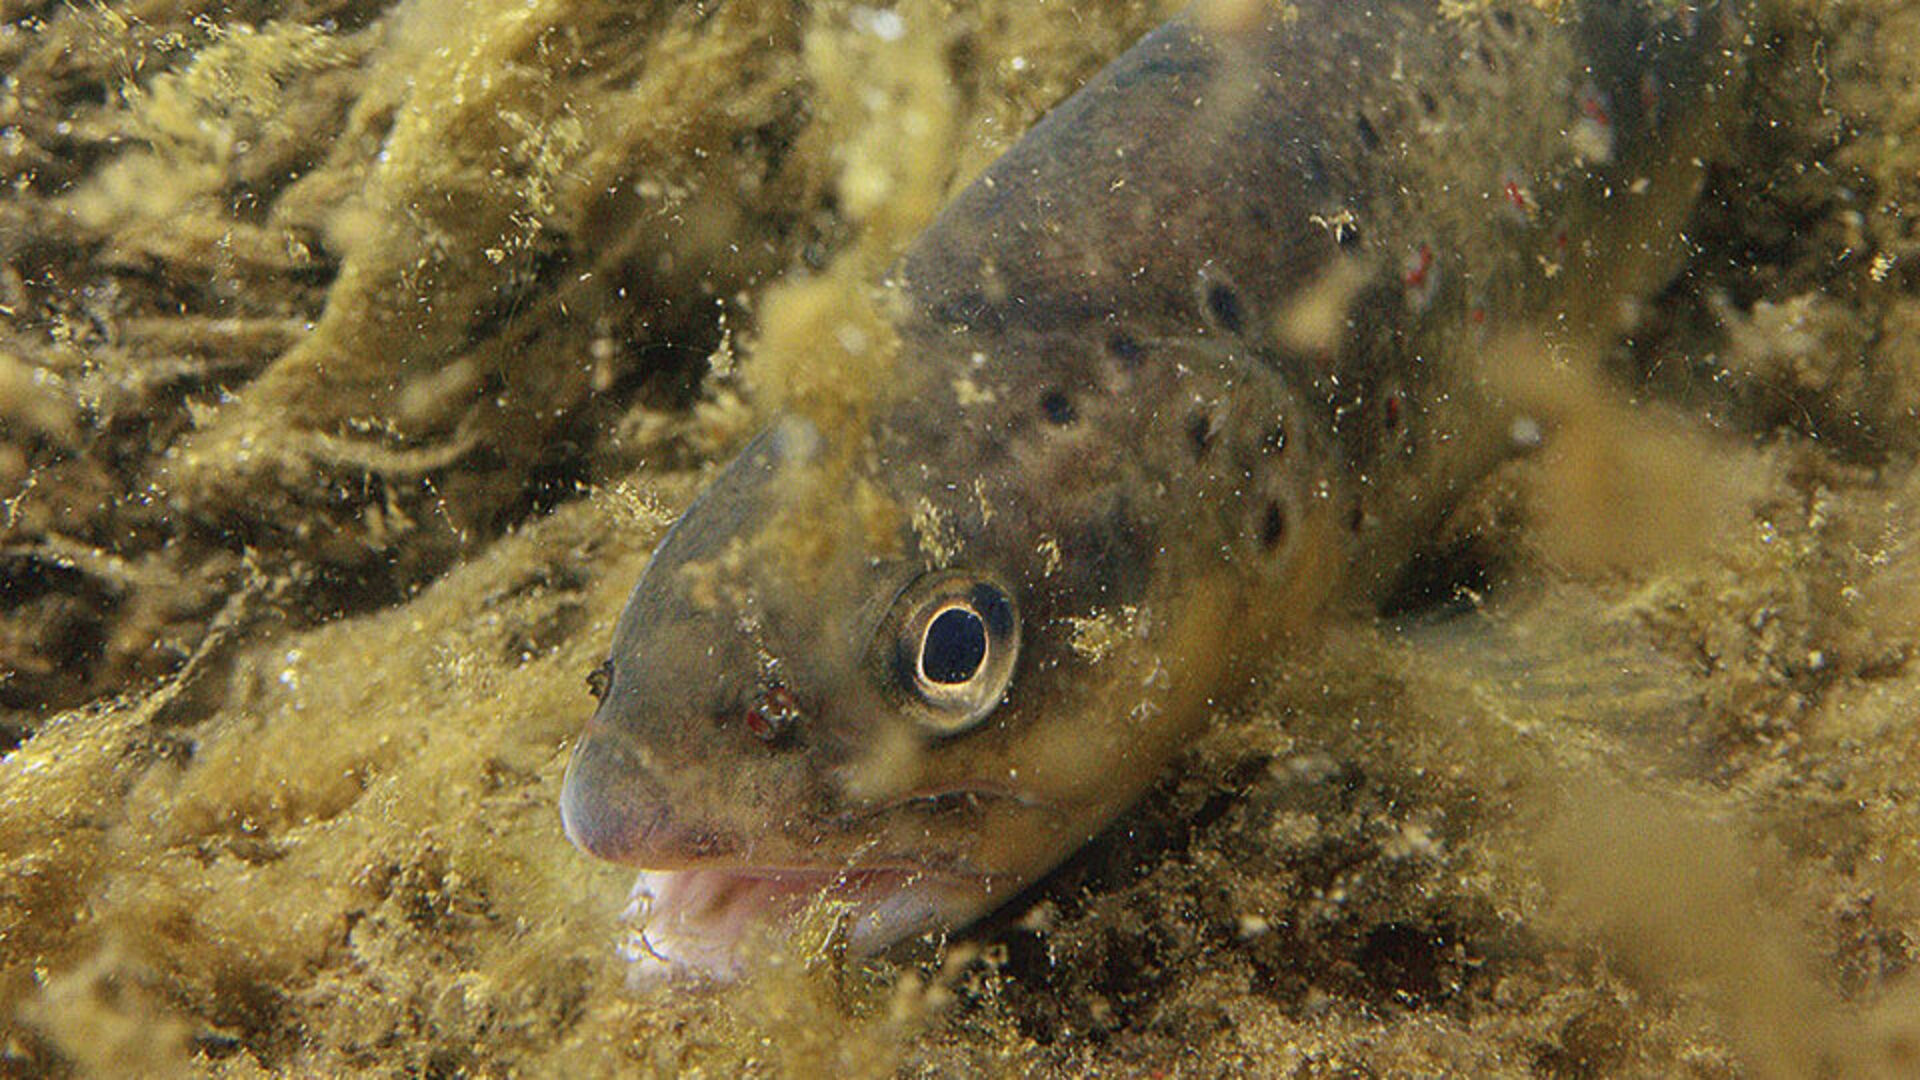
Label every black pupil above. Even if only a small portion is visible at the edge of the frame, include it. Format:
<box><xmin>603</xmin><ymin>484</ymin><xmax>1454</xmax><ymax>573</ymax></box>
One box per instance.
<box><xmin>922</xmin><ymin>607</ymin><xmax>988</xmax><ymax>685</ymax></box>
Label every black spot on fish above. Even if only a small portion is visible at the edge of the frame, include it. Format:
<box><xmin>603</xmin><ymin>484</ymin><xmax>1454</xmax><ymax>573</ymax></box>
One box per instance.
<box><xmin>1107</xmin><ymin>330</ymin><xmax>1146</xmax><ymax>367</ymax></box>
<box><xmin>1478</xmin><ymin>44</ymin><xmax>1499</xmax><ymax>73</ymax></box>
<box><xmin>1493</xmin><ymin>8</ymin><xmax>1517</xmax><ymax>33</ymax></box>
<box><xmin>1187</xmin><ymin>411</ymin><xmax>1216</xmax><ymax>458</ymax></box>
<box><xmin>1260</xmin><ymin>501</ymin><xmax>1287</xmax><ymax>550</ymax></box>
<box><xmin>1418</xmin><ymin>89</ymin><xmax>1439</xmax><ymax>115</ymax></box>
<box><xmin>1335</xmin><ymin>218</ymin><xmax>1362</xmax><ymax>250</ymax></box>
<box><xmin>1040</xmin><ymin>389</ymin><xmax>1077</xmax><ymax>425</ymax></box>
<box><xmin>1354</xmin><ymin>112</ymin><xmax>1381</xmax><ymax>152</ymax></box>
<box><xmin>1205</xmin><ymin>282</ymin><xmax>1245</xmax><ymax>335</ymax></box>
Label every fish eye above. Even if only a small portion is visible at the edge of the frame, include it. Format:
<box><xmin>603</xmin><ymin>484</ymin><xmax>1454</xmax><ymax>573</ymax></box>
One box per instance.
<box><xmin>882</xmin><ymin>571</ymin><xmax>1020</xmax><ymax>735</ymax></box>
<box><xmin>921</xmin><ymin>605</ymin><xmax>987</xmax><ymax>684</ymax></box>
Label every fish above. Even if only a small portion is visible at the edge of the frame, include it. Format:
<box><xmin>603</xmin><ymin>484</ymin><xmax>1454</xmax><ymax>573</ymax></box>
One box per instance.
<box><xmin>559</xmin><ymin>0</ymin><xmax>1744</xmax><ymax>980</ymax></box>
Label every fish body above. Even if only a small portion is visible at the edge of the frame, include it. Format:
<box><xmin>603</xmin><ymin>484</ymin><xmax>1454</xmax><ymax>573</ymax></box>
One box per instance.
<box><xmin>560</xmin><ymin>0</ymin><xmax>1742</xmax><ymax>979</ymax></box>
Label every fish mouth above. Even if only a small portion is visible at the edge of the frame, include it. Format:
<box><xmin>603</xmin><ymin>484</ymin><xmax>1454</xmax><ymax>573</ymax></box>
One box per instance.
<box><xmin>615</xmin><ymin>865</ymin><xmax>986</xmax><ymax>984</ymax></box>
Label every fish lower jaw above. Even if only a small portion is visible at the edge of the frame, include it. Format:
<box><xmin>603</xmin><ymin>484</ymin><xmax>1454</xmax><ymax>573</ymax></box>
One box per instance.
<box><xmin>616</xmin><ymin>865</ymin><xmax>980</xmax><ymax>985</ymax></box>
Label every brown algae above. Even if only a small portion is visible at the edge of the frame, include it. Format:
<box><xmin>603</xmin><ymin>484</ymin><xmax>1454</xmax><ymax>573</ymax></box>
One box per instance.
<box><xmin>3</xmin><ymin>0</ymin><xmax>1920</xmax><ymax>1076</ymax></box>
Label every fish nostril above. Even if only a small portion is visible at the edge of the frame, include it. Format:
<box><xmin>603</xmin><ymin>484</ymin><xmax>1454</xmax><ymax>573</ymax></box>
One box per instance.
<box><xmin>742</xmin><ymin>684</ymin><xmax>804</xmax><ymax>743</ymax></box>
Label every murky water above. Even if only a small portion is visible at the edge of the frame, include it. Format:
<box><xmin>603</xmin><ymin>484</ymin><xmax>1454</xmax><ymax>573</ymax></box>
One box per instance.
<box><xmin>3</xmin><ymin>1</ymin><xmax>1918</xmax><ymax>1075</ymax></box>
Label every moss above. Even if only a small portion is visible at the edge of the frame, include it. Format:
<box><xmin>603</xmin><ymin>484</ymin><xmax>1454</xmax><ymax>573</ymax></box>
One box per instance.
<box><xmin>5</xmin><ymin>0</ymin><xmax>1920</xmax><ymax>1076</ymax></box>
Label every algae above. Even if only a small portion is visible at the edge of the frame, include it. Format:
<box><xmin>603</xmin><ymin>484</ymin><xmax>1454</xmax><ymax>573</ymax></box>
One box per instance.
<box><xmin>4</xmin><ymin>0</ymin><xmax>1920</xmax><ymax>1076</ymax></box>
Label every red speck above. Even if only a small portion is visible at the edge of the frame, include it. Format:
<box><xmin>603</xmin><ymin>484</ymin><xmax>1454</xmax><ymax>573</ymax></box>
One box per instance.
<box><xmin>1402</xmin><ymin>243</ymin><xmax>1434</xmax><ymax>289</ymax></box>
<box><xmin>743</xmin><ymin>684</ymin><xmax>802</xmax><ymax>742</ymax></box>
<box><xmin>1401</xmin><ymin>243</ymin><xmax>1441</xmax><ymax>312</ymax></box>
<box><xmin>1383</xmin><ymin>391</ymin><xmax>1404</xmax><ymax>431</ymax></box>
<box><xmin>1497</xmin><ymin>170</ymin><xmax>1538</xmax><ymax>223</ymax></box>
<box><xmin>1469</xmin><ymin>306</ymin><xmax>1487</xmax><ymax>325</ymax></box>
<box><xmin>1580</xmin><ymin>93</ymin><xmax>1610</xmax><ymax>127</ymax></box>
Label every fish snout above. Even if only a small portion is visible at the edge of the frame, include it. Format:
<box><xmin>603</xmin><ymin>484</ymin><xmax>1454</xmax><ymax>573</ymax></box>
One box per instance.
<box><xmin>560</xmin><ymin>730</ymin><xmax>735</xmax><ymax>866</ymax></box>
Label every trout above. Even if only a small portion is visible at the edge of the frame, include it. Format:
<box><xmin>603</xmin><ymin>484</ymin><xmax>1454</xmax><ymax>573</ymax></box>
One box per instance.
<box><xmin>560</xmin><ymin>0</ymin><xmax>1742</xmax><ymax>979</ymax></box>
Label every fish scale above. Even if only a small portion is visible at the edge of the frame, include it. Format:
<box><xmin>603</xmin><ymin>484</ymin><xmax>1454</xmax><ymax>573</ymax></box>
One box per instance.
<box><xmin>560</xmin><ymin>0</ymin><xmax>1744</xmax><ymax>981</ymax></box>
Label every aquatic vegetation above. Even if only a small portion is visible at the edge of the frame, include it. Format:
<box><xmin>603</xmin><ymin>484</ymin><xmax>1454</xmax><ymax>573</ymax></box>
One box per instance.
<box><xmin>2</xmin><ymin>0</ymin><xmax>1920</xmax><ymax>1076</ymax></box>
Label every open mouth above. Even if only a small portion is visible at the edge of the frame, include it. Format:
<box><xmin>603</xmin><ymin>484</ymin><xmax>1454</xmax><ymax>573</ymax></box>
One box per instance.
<box><xmin>615</xmin><ymin>866</ymin><xmax>982</xmax><ymax>983</ymax></box>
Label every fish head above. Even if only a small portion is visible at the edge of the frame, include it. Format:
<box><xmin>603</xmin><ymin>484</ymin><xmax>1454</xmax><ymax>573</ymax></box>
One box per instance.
<box><xmin>561</xmin><ymin>311</ymin><xmax>1340</xmax><ymax>981</ymax></box>
<box><xmin>557</xmin><ymin>412</ymin><xmax>1086</xmax><ymax>978</ymax></box>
